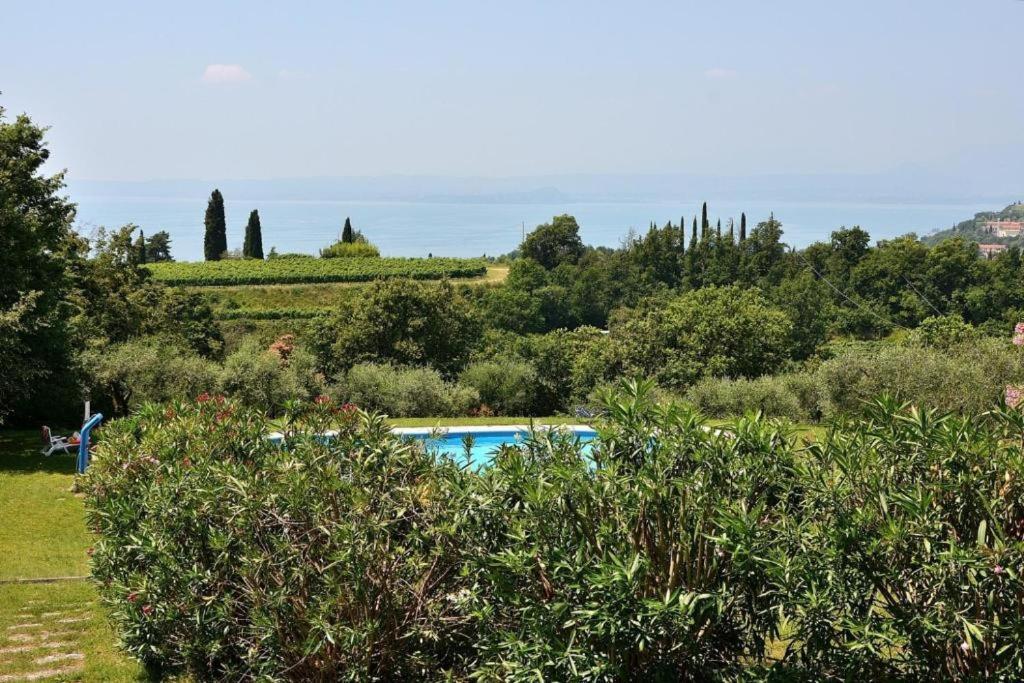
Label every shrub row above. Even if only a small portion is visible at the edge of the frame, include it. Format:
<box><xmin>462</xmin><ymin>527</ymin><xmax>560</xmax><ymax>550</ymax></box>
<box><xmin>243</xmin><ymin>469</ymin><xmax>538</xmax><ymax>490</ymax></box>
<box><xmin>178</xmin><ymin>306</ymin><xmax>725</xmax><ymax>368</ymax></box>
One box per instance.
<box><xmin>144</xmin><ymin>257</ymin><xmax>488</xmax><ymax>286</ymax></box>
<box><xmin>85</xmin><ymin>382</ymin><xmax>1024</xmax><ymax>680</ymax></box>
<box><xmin>214</xmin><ymin>308</ymin><xmax>327</xmax><ymax>320</ymax></box>
<box><xmin>688</xmin><ymin>336</ymin><xmax>1024</xmax><ymax>421</ymax></box>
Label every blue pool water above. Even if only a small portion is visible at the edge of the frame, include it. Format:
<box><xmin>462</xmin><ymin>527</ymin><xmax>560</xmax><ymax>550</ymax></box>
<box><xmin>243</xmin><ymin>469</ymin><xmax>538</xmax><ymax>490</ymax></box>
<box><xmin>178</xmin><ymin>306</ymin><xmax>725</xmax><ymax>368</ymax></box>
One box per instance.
<box><xmin>404</xmin><ymin>428</ymin><xmax>596</xmax><ymax>466</ymax></box>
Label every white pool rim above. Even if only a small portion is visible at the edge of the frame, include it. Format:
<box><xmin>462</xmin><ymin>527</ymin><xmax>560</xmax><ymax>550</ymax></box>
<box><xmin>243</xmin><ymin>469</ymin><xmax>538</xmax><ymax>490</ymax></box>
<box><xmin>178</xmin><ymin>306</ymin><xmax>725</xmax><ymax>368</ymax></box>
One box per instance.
<box><xmin>267</xmin><ymin>424</ymin><xmax>595</xmax><ymax>442</ymax></box>
<box><xmin>392</xmin><ymin>424</ymin><xmax>594</xmax><ymax>437</ymax></box>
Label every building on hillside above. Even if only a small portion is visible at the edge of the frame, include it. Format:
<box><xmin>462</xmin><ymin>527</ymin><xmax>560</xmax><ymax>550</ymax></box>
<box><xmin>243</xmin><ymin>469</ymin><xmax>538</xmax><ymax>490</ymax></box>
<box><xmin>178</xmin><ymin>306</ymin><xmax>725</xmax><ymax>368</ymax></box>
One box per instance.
<box><xmin>981</xmin><ymin>220</ymin><xmax>1024</xmax><ymax>237</ymax></box>
<box><xmin>979</xmin><ymin>243</ymin><xmax>1008</xmax><ymax>259</ymax></box>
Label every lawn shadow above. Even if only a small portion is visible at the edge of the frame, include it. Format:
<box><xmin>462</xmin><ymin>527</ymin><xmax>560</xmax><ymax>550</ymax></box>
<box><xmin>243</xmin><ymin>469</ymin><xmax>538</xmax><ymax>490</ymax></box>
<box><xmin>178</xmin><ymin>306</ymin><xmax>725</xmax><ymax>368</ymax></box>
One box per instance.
<box><xmin>0</xmin><ymin>430</ymin><xmax>78</xmax><ymax>475</ymax></box>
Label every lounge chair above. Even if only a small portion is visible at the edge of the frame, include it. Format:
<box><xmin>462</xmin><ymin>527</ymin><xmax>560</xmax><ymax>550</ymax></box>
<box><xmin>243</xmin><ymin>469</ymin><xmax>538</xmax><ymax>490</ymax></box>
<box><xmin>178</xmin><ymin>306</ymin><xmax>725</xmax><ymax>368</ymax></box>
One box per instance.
<box><xmin>40</xmin><ymin>426</ymin><xmax>79</xmax><ymax>457</ymax></box>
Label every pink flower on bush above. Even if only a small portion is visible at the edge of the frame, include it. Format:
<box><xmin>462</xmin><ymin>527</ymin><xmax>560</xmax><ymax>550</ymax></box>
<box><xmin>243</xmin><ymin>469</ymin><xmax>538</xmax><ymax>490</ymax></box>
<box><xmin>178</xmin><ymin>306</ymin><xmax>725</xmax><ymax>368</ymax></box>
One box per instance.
<box><xmin>142</xmin><ymin>604</ymin><xmax>153</xmax><ymax>616</ymax></box>
<box><xmin>1006</xmin><ymin>386</ymin><xmax>1023</xmax><ymax>409</ymax></box>
<box><xmin>314</xmin><ymin>394</ymin><xmax>331</xmax><ymax>405</ymax></box>
<box><xmin>196</xmin><ymin>392</ymin><xmax>211</xmax><ymax>404</ymax></box>
<box><xmin>214</xmin><ymin>395</ymin><xmax>226</xmax><ymax>406</ymax></box>
<box><xmin>127</xmin><ymin>592</ymin><xmax>139</xmax><ymax>603</ymax></box>
<box><xmin>994</xmin><ymin>564</ymin><xmax>1004</xmax><ymax>575</ymax></box>
<box><xmin>1014</xmin><ymin>322</ymin><xmax>1024</xmax><ymax>346</ymax></box>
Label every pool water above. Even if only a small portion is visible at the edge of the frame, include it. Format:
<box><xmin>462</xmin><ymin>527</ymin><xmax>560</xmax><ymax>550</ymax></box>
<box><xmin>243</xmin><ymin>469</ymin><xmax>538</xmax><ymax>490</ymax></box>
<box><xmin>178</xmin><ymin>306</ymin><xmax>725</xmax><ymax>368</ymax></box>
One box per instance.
<box><xmin>399</xmin><ymin>427</ymin><xmax>597</xmax><ymax>467</ymax></box>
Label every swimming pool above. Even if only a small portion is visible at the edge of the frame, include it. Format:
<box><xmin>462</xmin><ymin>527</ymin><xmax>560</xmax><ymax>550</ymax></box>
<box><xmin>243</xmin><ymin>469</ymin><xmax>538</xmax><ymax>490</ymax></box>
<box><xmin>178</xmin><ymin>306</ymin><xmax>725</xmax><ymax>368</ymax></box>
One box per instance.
<box><xmin>394</xmin><ymin>425</ymin><xmax>597</xmax><ymax>466</ymax></box>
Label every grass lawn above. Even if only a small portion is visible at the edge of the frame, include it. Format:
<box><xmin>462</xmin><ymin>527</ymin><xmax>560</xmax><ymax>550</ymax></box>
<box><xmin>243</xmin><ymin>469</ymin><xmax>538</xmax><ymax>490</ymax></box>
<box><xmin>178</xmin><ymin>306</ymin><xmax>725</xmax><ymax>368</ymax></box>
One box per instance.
<box><xmin>0</xmin><ymin>430</ymin><xmax>147</xmax><ymax>682</ymax></box>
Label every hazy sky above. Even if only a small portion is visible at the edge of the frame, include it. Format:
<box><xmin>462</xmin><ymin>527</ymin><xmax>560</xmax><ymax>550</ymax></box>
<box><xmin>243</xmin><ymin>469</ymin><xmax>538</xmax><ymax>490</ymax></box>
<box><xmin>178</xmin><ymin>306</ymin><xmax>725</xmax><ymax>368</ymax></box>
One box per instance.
<box><xmin>3</xmin><ymin>0</ymin><xmax>1022</xmax><ymax>181</ymax></box>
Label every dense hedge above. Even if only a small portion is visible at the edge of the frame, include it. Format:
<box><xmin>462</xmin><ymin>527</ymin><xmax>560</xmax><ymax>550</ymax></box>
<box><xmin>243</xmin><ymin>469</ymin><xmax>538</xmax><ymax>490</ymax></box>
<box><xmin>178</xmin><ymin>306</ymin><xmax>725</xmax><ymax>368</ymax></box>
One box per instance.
<box><xmin>214</xmin><ymin>307</ymin><xmax>327</xmax><ymax>320</ymax></box>
<box><xmin>85</xmin><ymin>382</ymin><xmax>1024</xmax><ymax>679</ymax></box>
<box><xmin>144</xmin><ymin>257</ymin><xmax>488</xmax><ymax>286</ymax></box>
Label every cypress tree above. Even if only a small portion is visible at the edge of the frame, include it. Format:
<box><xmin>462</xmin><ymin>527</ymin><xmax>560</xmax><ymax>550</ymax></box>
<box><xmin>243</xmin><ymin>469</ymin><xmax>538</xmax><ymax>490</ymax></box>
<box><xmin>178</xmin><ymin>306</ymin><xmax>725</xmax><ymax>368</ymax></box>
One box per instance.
<box><xmin>701</xmin><ymin>202</ymin><xmax>709</xmax><ymax>235</ymax></box>
<box><xmin>204</xmin><ymin>189</ymin><xmax>227</xmax><ymax>260</ymax></box>
<box><xmin>243</xmin><ymin>209</ymin><xmax>264</xmax><ymax>259</ymax></box>
<box><xmin>342</xmin><ymin>217</ymin><xmax>354</xmax><ymax>244</ymax></box>
<box><xmin>692</xmin><ymin>217</ymin><xmax>698</xmax><ymax>244</ymax></box>
<box><xmin>728</xmin><ymin>218</ymin><xmax>735</xmax><ymax>242</ymax></box>
<box><xmin>716</xmin><ymin>219</ymin><xmax>722</xmax><ymax>239</ymax></box>
<box><xmin>137</xmin><ymin>229</ymin><xmax>147</xmax><ymax>264</ymax></box>
<box><xmin>740</xmin><ymin>213</ymin><xmax>747</xmax><ymax>242</ymax></box>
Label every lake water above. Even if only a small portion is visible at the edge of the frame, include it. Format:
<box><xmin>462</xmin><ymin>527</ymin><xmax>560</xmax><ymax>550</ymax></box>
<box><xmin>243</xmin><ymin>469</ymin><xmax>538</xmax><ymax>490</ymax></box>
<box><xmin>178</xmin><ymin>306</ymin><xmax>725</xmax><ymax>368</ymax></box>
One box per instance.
<box><xmin>72</xmin><ymin>196</ymin><xmax>987</xmax><ymax>261</ymax></box>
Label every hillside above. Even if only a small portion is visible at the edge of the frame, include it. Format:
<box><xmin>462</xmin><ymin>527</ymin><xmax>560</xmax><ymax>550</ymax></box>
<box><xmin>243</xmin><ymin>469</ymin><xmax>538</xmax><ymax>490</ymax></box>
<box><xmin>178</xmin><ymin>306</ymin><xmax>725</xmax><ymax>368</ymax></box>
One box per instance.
<box><xmin>922</xmin><ymin>200</ymin><xmax>1024</xmax><ymax>246</ymax></box>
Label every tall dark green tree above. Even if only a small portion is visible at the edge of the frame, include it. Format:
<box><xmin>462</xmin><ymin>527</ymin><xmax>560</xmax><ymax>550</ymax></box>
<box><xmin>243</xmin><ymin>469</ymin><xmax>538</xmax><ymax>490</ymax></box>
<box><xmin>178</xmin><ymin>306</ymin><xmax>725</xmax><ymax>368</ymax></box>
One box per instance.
<box><xmin>243</xmin><ymin>210</ymin><xmax>264</xmax><ymax>259</ymax></box>
<box><xmin>203</xmin><ymin>189</ymin><xmax>227</xmax><ymax>260</ymax></box>
<box><xmin>740</xmin><ymin>213</ymin><xmax>747</xmax><ymax>242</ymax></box>
<box><xmin>342</xmin><ymin>217</ymin><xmax>354</xmax><ymax>244</ymax></box>
<box><xmin>0</xmin><ymin>107</ymin><xmax>81</xmax><ymax>424</ymax></box>
<box><xmin>701</xmin><ymin>202</ymin><xmax>709</xmax><ymax>236</ymax></box>
<box><xmin>135</xmin><ymin>229</ymin><xmax>147</xmax><ymax>264</ymax></box>
<box><xmin>145</xmin><ymin>231</ymin><xmax>173</xmax><ymax>262</ymax></box>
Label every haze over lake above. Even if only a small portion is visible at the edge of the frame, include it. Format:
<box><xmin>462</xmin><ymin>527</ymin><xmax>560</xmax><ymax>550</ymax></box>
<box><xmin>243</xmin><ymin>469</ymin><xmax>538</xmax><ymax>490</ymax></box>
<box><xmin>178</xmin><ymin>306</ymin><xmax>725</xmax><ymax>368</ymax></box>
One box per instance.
<box><xmin>73</xmin><ymin>194</ymin><xmax>991</xmax><ymax>262</ymax></box>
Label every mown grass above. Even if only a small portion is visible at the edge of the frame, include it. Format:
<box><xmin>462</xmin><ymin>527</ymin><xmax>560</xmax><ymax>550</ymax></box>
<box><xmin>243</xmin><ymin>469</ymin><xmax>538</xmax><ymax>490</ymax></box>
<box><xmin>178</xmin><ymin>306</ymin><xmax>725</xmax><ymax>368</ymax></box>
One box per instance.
<box><xmin>0</xmin><ymin>430</ymin><xmax>148</xmax><ymax>681</ymax></box>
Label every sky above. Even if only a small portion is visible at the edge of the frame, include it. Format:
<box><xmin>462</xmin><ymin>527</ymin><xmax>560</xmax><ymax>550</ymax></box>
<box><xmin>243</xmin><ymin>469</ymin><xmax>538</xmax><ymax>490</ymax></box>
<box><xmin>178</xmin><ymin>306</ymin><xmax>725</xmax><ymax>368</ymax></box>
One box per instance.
<box><xmin>2</xmin><ymin>0</ymin><xmax>1023</xmax><ymax>182</ymax></box>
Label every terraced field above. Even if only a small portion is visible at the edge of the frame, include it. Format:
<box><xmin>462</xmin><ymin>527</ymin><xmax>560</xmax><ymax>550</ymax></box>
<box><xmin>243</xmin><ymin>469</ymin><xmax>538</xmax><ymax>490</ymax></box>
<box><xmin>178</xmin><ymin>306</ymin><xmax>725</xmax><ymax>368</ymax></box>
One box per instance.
<box><xmin>145</xmin><ymin>256</ymin><xmax>488</xmax><ymax>286</ymax></box>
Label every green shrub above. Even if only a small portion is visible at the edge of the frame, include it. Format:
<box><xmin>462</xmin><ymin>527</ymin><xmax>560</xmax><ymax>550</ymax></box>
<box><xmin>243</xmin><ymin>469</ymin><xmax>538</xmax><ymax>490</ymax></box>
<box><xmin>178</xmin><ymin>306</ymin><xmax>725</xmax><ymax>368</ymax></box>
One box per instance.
<box><xmin>219</xmin><ymin>339</ymin><xmax>323</xmax><ymax>414</ymax></box>
<box><xmin>686</xmin><ymin>372</ymin><xmax>821</xmax><ymax>421</ymax></box>
<box><xmin>788</xmin><ymin>398</ymin><xmax>1024</xmax><ymax>679</ymax></box>
<box><xmin>84</xmin><ymin>384</ymin><xmax>1024</xmax><ymax>680</ymax></box>
<box><xmin>816</xmin><ymin>337</ymin><xmax>1024</xmax><ymax>417</ymax></box>
<box><xmin>85</xmin><ymin>400</ymin><xmax>475</xmax><ymax>679</ymax></box>
<box><xmin>617</xmin><ymin>285</ymin><xmax>793</xmax><ymax>389</ymax></box>
<box><xmin>84</xmin><ymin>338</ymin><xmax>220</xmax><ymax>415</ymax></box>
<box><xmin>459</xmin><ymin>359</ymin><xmax>538</xmax><ymax>415</ymax></box>
<box><xmin>337</xmin><ymin>363</ymin><xmax>478</xmax><ymax>417</ymax></box>
<box><xmin>319</xmin><ymin>240</ymin><xmax>381</xmax><ymax>259</ymax></box>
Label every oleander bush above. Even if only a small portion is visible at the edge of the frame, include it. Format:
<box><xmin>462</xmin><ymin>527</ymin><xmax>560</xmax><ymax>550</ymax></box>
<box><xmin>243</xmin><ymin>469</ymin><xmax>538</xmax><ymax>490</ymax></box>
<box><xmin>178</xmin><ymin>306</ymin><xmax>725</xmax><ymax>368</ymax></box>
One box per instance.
<box><xmin>84</xmin><ymin>382</ymin><xmax>1024</xmax><ymax>680</ymax></box>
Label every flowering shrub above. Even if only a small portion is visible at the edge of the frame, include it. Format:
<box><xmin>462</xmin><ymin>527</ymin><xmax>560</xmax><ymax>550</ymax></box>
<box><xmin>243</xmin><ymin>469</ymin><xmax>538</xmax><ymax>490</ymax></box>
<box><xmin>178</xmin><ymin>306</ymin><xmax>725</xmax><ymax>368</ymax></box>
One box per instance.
<box><xmin>84</xmin><ymin>396</ymin><xmax>474</xmax><ymax>679</ymax></box>
<box><xmin>84</xmin><ymin>384</ymin><xmax>1024</xmax><ymax>679</ymax></box>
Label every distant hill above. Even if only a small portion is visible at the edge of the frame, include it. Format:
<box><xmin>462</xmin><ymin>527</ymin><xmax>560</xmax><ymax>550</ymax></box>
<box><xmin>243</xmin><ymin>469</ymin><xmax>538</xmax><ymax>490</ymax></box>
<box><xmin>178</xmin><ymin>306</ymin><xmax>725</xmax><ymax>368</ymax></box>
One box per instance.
<box><xmin>922</xmin><ymin>201</ymin><xmax>1024</xmax><ymax>246</ymax></box>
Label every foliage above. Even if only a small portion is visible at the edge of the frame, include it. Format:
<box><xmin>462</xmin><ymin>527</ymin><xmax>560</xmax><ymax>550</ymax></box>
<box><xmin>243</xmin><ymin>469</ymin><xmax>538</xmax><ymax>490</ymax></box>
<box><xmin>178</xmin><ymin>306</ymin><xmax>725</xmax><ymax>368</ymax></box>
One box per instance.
<box><xmin>458</xmin><ymin>359</ymin><xmax>538</xmax><ymax>415</ymax></box>
<box><xmin>85</xmin><ymin>383</ymin><xmax>1024</xmax><ymax>679</ymax></box>
<box><xmin>145</xmin><ymin>256</ymin><xmax>486</xmax><ymax>286</ymax></box>
<box><xmin>311</xmin><ymin>279</ymin><xmax>481</xmax><ymax>376</ymax></box>
<box><xmin>337</xmin><ymin>363</ymin><xmax>478</xmax><ymax>417</ymax></box>
<box><xmin>219</xmin><ymin>338</ymin><xmax>323</xmax><ymax>414</ymax></box>
<box><xmin>85</xmin><ymin>400</ymin><xmax>475</xmax><ymax>680</ymax></box>
<box><xmin>320</xmin><ymin>240</ymin><xmax>381</xmax><ymax>258</ymax></box>
<box><xmin>521</xmin><ymin>215</ymin><xmax>585</xmax><ymax>269</ymax></box>
<box><xmin>0</xmin><ymin>107</ymin><xmax>81</xmax><ymax>425</ymax></box>
<box><xmin>686</xmin><ymin>372</ymin><xmax>821</xmax><ymax>422</ymax></box>
<box><xmin>203</xmin><ymin>189</ymin><xmax>227</xmax><ymax>261</ymax></box>
<box><xmin>84</xmin><ymin>338</ymin><xmax>220</xmax><ymax>415</ymax></box>
<box><xmin>816</xmin><ymin>337</ymin><xmax>1024</xmax><ymax>418</ymax></box>
<box><xmin>618</xmin><ymin>285</ymin><xmax>793</xmax><ymax>389</ymax></box>
<box><xmin>906</xmin><ymin>313</ymin><xmax>977</xmax><ymax>348</ymax></box>
<box><xmin>214</xmin><ymin>307</ymin><xmax>326</xmax><ymax>320</ymax></box>
<box><xmin>788</xmin><ymin>398</ymin><xmax>1024</xmax><ymax>679</ymax></box>
<box><xmin>242</xmin><ymin>209</ymin><xmax>264</xmax><ymax>259</ymax></box>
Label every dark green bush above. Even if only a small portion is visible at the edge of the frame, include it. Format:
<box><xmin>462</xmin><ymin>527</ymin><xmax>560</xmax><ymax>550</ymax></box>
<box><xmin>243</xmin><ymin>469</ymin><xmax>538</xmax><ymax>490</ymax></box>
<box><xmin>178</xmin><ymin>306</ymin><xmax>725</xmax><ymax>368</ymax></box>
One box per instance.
<box><xmin>686</xmin><ymin>372</ymin><xmax>821</xmax><ymax>422</ymax></box>
<box><xmin>85</xmin><ymin>399</ymin><xmax>476</xmax><ymax>679</ymax></box>
<box><xmin>459</xmin><ymin>359</ymin><xmax>538</xmax><ymax>415</ymax></box>
<box><xmin>336</xmin><ymin>362</ymin><xmax>478</xmax><ymax>417</ymax></box>
<box><xmin>85</xmin><ymin>384</ymin><xmax>1024</xmax><ymax>680</ymax></box>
